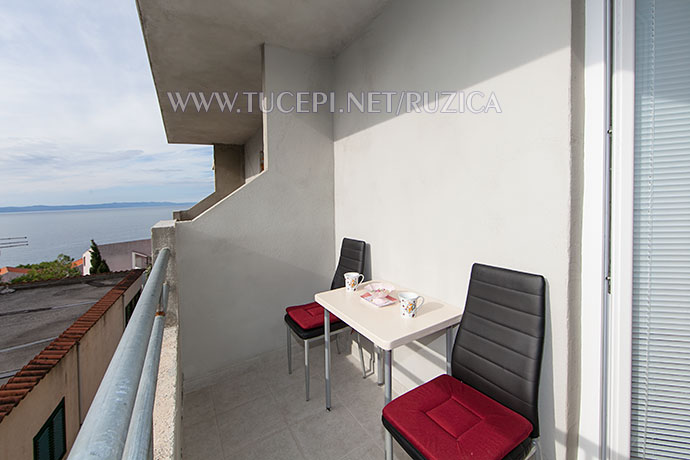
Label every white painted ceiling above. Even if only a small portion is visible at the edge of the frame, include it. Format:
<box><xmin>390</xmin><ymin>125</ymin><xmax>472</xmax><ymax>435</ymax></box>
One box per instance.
<box><xmin>136</xmin><ymin>0</ymin><xmax>389</xmax><ymax>145</ymax></box>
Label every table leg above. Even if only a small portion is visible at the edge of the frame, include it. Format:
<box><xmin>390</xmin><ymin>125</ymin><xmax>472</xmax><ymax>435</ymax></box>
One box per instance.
<box><xmin>377</xmin><ymin>346</ymin><xmax>384</xmax><ymax>386</ymax></box>
<box><xmin>384</xmin><ymin>349</ymin><xmax>392</xmax><ymax>460</ymax></box>
<box><xmin>446</xmin><ymin>326</ymin><xmax>454</xmax><ymax>375</ymax></box>
<box><xmin>325</xmin><ymin>309</ymin><xmax>331</xmax><ymax>411</ymax></box>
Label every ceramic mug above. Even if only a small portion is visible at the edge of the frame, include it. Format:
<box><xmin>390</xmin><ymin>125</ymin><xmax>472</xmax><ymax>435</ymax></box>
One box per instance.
<box><xmin>399</xmin><ymin>291</ymin><xmax>425</xmax><ymax>318</ymax></box>
<box><xmin>344</xmin><ymin>272</ymin><xmax>364</xmax><ymax>292</ymax></box>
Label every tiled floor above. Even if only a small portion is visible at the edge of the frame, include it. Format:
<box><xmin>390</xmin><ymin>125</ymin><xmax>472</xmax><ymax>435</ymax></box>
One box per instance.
<box><xmin>182</xmin><ymin>339</ymin><xmax>412</xmax><ymax>460</ymax></box>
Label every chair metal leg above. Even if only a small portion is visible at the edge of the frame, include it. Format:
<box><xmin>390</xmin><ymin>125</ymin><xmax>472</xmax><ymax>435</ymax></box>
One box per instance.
<box><xmin>287</xmin><ymin>324</ymin><xmax>292</xmax><ymax>375</ymax></box>
<box><xmin>356</xmin><ymin>333</ymin><xmax>366</xmax><ymax>378</ymax></box>
<box><xmin>368</xmin><ymin>346</ymin><xmax>375</xmax><ymax>376</ymax></box>
<box><xmin>304</xmin><ymin>339</ymin><xmax>310</xmax><ymax>401</ymax></box>
<box><xmin>335</xmin><ymin>333</ymin><xmax>341</xmax><ymax>354</ymax></box>
<box><xmin>524</xmin><ymin>439</ymin><xmax>538</xmax><ymax>459</ymax></box>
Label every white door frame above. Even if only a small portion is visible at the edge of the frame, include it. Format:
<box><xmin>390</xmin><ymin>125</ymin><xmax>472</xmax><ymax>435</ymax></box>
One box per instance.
<box><xmin>608</xmin><ymin>0</ymin><xmax>635</xmax><ymax>459</ymax></box>
<box><xmin>578</xmin><ymin>1</ymin><xmax>609</xmax><ymax>458</ymax></box>
<box><xmin>579</xmin><ymin>1</ymin><xmax>635</xmax><ymax>459</ymax></box>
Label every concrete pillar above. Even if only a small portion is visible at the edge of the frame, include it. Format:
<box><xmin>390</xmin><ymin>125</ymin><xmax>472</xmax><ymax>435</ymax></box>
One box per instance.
<box><xmin>173</xmin><ymin>144</ymin><xmax>246</xmax><ymax>221</ymax></box>
<box><xmin>213</xmin><ymin>144</ymin><xmax>245</xmax><ymax>196</ymax></box>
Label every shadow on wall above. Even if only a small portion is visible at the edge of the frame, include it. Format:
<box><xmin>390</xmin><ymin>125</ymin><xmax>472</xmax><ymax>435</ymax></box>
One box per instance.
<box><xmin>176</xmin><ymin>229</ymin><xmax>333</xmax><ymax>387</ymax></box>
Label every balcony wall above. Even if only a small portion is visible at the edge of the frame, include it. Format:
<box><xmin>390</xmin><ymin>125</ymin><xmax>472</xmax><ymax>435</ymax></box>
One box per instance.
<box><xmin>174</xmin><ymin>45</ymin><xmax>336</xmax><ymax>387</ymax></box>
<box><xmin>332</xmin><ymin>0</ymin><xmax>584</xmax><ymax>458</ymax></box>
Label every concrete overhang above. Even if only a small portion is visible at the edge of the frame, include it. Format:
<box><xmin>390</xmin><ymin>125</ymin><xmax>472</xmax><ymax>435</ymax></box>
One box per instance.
<box><xmin>136</xmin><ymin>0</ymin><xmax>389</xmax><ymax>145</ymax></box>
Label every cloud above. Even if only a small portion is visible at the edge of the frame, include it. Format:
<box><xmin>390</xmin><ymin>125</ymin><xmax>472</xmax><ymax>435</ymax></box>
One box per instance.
<box><xmin>0</xmin><ymin>1</ymin><xmax>215</xmax><ymax>206</ymax></box>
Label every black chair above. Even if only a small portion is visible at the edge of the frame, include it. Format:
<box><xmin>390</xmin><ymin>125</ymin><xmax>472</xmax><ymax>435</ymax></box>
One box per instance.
<box><xmin>284</xmin><ymin>238</ymin><xmax>368</xmax><ymax>400</ymax></box>
<box><xmin>382</xmin><ymin>263</ymin><xmax>546</xmax><ymax>460</ymax></box>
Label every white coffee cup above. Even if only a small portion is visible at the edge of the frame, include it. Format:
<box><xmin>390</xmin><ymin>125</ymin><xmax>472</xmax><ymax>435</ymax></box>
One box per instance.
<box><xmin>399</xmin><ymin>291</ymin><xmax>424</xmax><ymax>318</ymax></box>
<box><xmin>344</xmin><ymin>272</ymin><xmax>364</xmax><ymax>292</ymax></box>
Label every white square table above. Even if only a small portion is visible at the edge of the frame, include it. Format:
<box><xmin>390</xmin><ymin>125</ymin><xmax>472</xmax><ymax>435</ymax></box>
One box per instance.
<box><xmin>315</xmin><ymin>280</ymin><xmax>463</xmax><ymax>460</ymax></box>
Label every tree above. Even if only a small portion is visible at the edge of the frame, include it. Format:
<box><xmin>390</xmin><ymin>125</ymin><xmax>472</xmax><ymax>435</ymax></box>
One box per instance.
<box><xmin>11</xmin><ymin>254</ymin><xmax>80</xmax><ymax>283</ymax></box>
<box><xmin>89</xmin><ymin>239</ymin><xmax>110</xmax><ymax>274</ymax></box>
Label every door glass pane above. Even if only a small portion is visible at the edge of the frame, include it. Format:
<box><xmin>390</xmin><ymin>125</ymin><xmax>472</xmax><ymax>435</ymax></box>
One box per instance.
<box><xmin>632</xmin><ymin>0</ymin><xmax>690</xmax><ymax>458</ymax></box>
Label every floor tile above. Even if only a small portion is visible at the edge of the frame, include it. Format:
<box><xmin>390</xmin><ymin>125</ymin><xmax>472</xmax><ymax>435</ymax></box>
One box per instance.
<box><xmin>338</xmin><ymin>438</ymin><xmax>384</xmax><ymax>460</ymax></box>
<box><xmin>209</xmin><ymin>359</ymin><xmax>272</xmax><ymax>415</ymax></box>
<box><xmin>229</xmin><ymin>428</ymin><xmax>305</xmax><ymax>460</ymax></box>
<box><xmin>271</xmin><ymin>373</ymin><xmax>334</xmax><ymax>424</ymax></box>
<box><xmin>216</xmin><ymin>392</ymin><xmax>287</xmax><ymax>453</ymax></box>
<box><xmin>290</xmin><ymin>405</ymin><xmax>371</xmax><ymax>460</ymax></box>
<box><xmin>182</xmin><ymin>387</ymin><xmax>214</xmax><ymax>426</ymax></box>
<box><xmin>341</xmin><ymin>378</ymin><xmax>389</xmax><ymax>437</ymax></box>
<box><xmin>182</xmin><ymin>416</ymin><xmax>223</xmax><ymax>460</ymax></box>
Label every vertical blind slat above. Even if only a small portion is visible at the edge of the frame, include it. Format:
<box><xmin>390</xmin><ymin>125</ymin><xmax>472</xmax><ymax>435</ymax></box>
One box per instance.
<box><xmin>632</xmin><ymin>0</ymin><xmax>690</xmax><ymax>458</ymax></box>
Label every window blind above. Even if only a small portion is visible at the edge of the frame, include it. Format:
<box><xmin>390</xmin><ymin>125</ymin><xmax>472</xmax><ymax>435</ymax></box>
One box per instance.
<box><xmin>632</xmin><ymin>0</ymin><xmax>690</xmax><ymax>458</ymax></box>
<box><xmin>32</xmin><ymin>399</ymin><xmax>66</xmax><ymax>460</ymax></box>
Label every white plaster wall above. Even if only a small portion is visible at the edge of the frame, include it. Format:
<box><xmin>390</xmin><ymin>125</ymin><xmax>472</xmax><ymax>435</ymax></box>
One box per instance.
<box><xmin>244</xmin><ymin>126</ymin><xmax>264</xmax><ymax>179</ymax></box>
<box><xmin>175</xmin><ymin>45</ymin><xmax>335</xmax><ymax>385</ymax></box>
<box><xmin>333</xmin><ymin>0</ymin><xmax>582</xmax><ymax>458</ymax></box>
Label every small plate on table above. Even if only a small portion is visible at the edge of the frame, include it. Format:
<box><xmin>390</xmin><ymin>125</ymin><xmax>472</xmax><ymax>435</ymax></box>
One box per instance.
<box><xmin>360</xmin><ymin>282</ymin><xmax>397</xmax><ymax>307</ymax></box>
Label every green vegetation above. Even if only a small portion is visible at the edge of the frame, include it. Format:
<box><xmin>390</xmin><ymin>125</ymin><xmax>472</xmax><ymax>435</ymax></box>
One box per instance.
<box><xmin>11</xmin><ymin>254</ymin><xmax>81</xmax><ymax>283</ymax></box>
<box><xmin>89</xmin><ymin>239</ymin><xmax>110</xmax><ymax>274</ymax></box>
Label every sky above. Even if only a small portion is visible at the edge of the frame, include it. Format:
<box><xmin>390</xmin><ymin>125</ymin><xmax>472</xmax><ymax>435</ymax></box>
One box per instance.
<box><xmin>0</xmin><ymin>1</ymin><xmax>214</xmax><ymax>207</ymax></box>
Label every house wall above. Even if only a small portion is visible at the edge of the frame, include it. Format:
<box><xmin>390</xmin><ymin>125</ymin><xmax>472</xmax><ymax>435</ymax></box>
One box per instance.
<box><xmin>0</xmin><ymin>349</ymin><xmax>80</xmax><ymax>460</ymax></box>
<box><xmin>175</xmin><ymin>45</ymin><xmax>335</xmax><ymax>387</ymax></box>
<box><xmin>76</xmin><ymin>296</ymin><xmax>125</xmax><ymax>422</ymax></box>
<box><xmin>0</xmin><ymin>273</ymin><xmax>143</xmax><ymax>460</ymax></box>
<box><xmin>0</xmin><ymin>269</ymin><xmax>29</xmax><ymax>283</ymax></box>
<box><xmin>332</xmin><ymin>0</ymin><xmax>583</xmax><ymax>458</ymax></box>
<box><xmin>82</xmin><ymin>239</ymin><xmax>152</xmax><ymax>274</ymax></box>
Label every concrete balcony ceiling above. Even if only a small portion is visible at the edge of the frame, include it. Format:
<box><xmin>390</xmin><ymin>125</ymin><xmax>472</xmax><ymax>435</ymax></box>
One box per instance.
<box><xmin>136</xmin><ymin>0</ymin><xmax>389</xmax><ymax>145</ymax></box>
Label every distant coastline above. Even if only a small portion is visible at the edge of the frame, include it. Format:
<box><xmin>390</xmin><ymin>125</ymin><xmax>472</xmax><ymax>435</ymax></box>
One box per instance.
<box><xmin>0</xmin><ymin>202</ymin><xmax>194</xmax><ymax>214</ymax></box>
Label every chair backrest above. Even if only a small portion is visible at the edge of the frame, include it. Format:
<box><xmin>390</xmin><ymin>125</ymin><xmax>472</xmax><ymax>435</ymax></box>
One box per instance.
<box><xmin>451</xmin><ymin>263</ymin><xmax>546</xmax><ymax>437</ymax></box>
<box><xmin>330</xmin><ymin>238</ymin><xmax>366</xmax><ymax>290</ymax></box>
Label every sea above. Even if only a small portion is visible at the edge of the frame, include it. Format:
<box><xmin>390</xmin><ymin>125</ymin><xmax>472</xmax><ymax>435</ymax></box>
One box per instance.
<box><xmin>0</xmin><ymin>206</ymin><xmax>183</xmax><ymax>267</ymax></box>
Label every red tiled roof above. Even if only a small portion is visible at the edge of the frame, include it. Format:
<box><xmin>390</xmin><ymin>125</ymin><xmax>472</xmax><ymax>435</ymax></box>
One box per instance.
<box><xmin>0</xmin><ymin>267</ymin><xmax>30</xmax><ymax>275</ymax></box>
<box><xmin>0</xmin><ymin>269</ymin><xmax>144</xmax><ymax>423</ymax></box>
<box><xmin>71</xmin><ymin>259</ymin><xmax>84</xmax><ymax>268</ymax></box>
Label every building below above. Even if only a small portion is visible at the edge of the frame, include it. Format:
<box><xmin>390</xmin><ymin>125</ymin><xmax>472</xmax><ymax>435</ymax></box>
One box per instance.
<box><xmin>0</xmin><ymin>270</ymin><xmax>144</xmax><ymax>459</ymax></box>
<box><xmin>80</xmin><ymin>239</ymin><xmax>151</xmax><ymax>275</ymax></box>
<box><xmin>0</xmin><ymin>267</ymin><xmax>30</xmax><ymax>284</ymax></box>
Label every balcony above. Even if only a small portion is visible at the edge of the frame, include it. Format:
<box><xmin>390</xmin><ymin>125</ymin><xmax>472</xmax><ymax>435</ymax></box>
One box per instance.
<box><xmin>181</xmin><ymin>343</ymin><xmax>407</xmax><ymax>460</ymax></box>
<box><xmin>128</xmin><ymin>0</ymin><xmax>582</xmax><ymax>458</ymax></box>
<box><xmin>61</xmin><ymin>0</ymin><xmax>662</xmax><ymax>459</ymax></box>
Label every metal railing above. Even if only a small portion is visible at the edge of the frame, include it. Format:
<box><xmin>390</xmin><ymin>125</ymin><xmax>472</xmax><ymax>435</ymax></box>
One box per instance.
<box><xmin>68</xmin><ymin>248</ymin><xmax>170</xmax><ymax>460</ymax></box>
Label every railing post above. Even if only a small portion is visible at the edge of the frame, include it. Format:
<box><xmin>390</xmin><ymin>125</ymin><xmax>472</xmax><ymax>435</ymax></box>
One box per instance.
<box><xmin>68</xmin><ymin>249</ymin><xmax>170</xmax><ymax>460</ymax></box>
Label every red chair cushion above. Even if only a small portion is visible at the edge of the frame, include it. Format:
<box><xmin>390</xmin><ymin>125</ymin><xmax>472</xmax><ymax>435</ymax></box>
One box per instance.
<box><xmin>382</xmin><ymin>374</ymin><xmax>532</xmax><ymax>460</ymax></box>
<box><xmin>286</xmin><ymin>302</ymin><xmax>340</xmax><ymax>330</ymax></box>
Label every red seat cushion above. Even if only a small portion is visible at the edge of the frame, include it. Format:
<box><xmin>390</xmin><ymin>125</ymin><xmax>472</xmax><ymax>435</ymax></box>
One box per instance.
<box><xmin>382</xmin><ymin>374</ymin><xmax>532</xmax><ymax>460</ymax></box>
<box><xmin>286</xmin><ymin>302</ymin><xmax>340</xmax><ymax>330</ymax></box>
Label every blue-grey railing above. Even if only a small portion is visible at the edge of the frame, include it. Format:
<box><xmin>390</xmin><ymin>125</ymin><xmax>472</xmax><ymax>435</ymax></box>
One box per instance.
<box><xmin>68</xmin><ymin>248</ymin><xmax>170</xmax><ymax>460</ymax></box>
